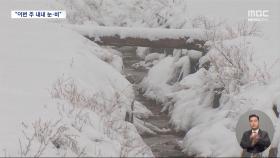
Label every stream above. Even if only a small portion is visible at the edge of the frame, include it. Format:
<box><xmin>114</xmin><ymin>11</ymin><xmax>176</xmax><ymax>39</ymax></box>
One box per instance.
<box><xmin>116</xmin><ymin>46</ymin><xmax>186</xmax><ymax>157</ymax></box>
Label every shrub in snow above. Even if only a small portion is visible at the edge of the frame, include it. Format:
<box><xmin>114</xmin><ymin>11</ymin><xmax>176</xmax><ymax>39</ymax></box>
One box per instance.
<box><xmin>2</xmin><ymin>0</ymin><xmax>279</xmax><ymax>157</ymax></box>
<box><xmin>0</xmin><ymin>2</ymin><xmax>153</xmax><ymax>155</ymax></box>
<box><xmin>174</xmin><ymin>29</ymin><xmax>279</xmax><ymax>156</ymax></box>
<box><xmin>18</xmin><ymin>77</ymin><xmax>153</xmax><ymax>157</ymax></box>
<box><xmin>140</xmin><ymin>16</ymin><xmax>280</xmax><ymax>156</ymax></box>
<box><xmin>57</xmin><ymin>0</ymin><xmax>198</xmax><ymax>30</ymax></box>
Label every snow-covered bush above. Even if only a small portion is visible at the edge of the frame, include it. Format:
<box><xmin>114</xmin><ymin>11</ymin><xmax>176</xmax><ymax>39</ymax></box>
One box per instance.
<box><xmin>0</xmin><ymin>1</ymin><xmax>154</xmax><ymax>156</ymax></box>
<box><xmin>57</xmin><ymin>0</ymin><xmax>190</xmax><ymax>28</ymax></box>
<box><xmin>140</xmin><ymin>16</ymin><xmax>280</xmax><ymax>156</ymax></box>
<box><xmin>204</xmin><ymin>39</ymin><xmax>268</xmax><ymax>96</ymax></box>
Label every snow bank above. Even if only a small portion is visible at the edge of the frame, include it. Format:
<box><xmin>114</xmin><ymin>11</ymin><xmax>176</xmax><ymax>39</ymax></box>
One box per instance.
<box><xmin>140</xmin><ymin>56</ymin><xmax>174</xmax><ymax>102</ymax></box>
<box><xmin>139</xmin><ymin>12</ymin><xmax>280</xmax><ymax>156</ymax></box>
<box><xmin>141</xmin><ymin>35</ymin><xmax>280</xmax><ymax>156</ymax></box>
<box><xmin>4</xmin><ymin>0</ymin><xmax>278</xmax><ymax>157</ymax></box>
<box><xmin>61</xmin><ymin>0</ymin><xmax>280</xmax><ymax>156</ymax></box>
<box><xmin>140</xmin><ymin>49</ymin><xmax>193</xmax><ymax>103</ymax></box>
<box><xmin>0</xmin><ymin>0</ymin><xmax>153</xmax><ymax>157</ymax></box>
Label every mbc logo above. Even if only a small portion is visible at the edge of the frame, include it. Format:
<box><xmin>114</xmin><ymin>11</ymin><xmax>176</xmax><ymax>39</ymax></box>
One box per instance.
<box><xmin>248</xmin><ymin>10</ymin><xmax>269</xmax><ymax>21</ymax></box>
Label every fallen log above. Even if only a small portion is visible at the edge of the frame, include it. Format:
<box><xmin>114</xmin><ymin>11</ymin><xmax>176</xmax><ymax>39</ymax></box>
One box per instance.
<box><xmin>70</xmin><ymin>25</ymin><xmax>207</xmax><ymax>51</ymax></box>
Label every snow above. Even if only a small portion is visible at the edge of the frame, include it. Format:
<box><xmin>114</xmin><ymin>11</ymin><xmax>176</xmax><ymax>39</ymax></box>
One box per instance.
<box><xmin>68</xmin><ymin>25</ymin><xmax>207</xmax><ymax>41</ymax></box>
<box><xmin>144</xmin><ymin>53</ymin><xmax>164</xmax><ymax>63</ymax></box>
<box><xmin>136</xmin><ymin>47</ymin><xmax>150</xmax><ymax>59</ymax></box>
<box><xmin>1</xmin><ymin>0</ymin><xmax>280</xmax><ymax>157</ymax></box>
<box><xmin>174</xmin><ymin>56</ymin><xmax>191</xmax><ymax>79</ymax></box>
<box><xmin>140</xmin><ymin>52</ymin><xmax>193</xmax><ymax>103</ymax></box>
<box><xmin>0</xmin><ymin>0</ymin><xmax>153</xmax><ymax>157</ymax></box>
<box><xmin>139</xmin><ymin>2</ymin><xmax>280</xmax><ymax>156</ymax></box>
<box><xmin>63</xmin><ymin>0</ymin><xmax>280</xmax><ymax>156</ymax></box>
<box><xmin>71</xmin><ymin>0</ymin><xmax>280</xmax><ymax>156</ymax></box>
<box><xmin>56</xmin><ymin>0</ymin><xmax>192</xmax><ymax>29</ymax></box>
<box><xmin>141</xmin><ymin>35</ymin><xmax>280</xmax><ymax>156</ymax></box>
<box><xmin>133</xmin><ymin>101</ymin><xmax>153</xmax><ymax>119</ymax></box>
<box><xmin>140</xmin><ymin>56</ymin><xmax>174</xmax><ymax>102</ymax></box>
<box><xmin>187</xmin><ymin>50</ymin><xmax>203</xmax><ymax>60</ymax></box>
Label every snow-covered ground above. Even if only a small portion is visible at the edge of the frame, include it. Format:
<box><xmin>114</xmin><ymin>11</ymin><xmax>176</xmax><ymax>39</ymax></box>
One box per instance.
<box><xmin>138</xmin><ymin>1</ymin><xmax>280</xmax><ymax>157</ymax></box>
<box><xmin>0</xmin><ymin>0</ymin><xmax>153</xmax><ymax>157</ymax></box>
<box><xmin>1</xmin><ymin>0</ymin><xmax>280</xmax><ymax>157</ymax></box>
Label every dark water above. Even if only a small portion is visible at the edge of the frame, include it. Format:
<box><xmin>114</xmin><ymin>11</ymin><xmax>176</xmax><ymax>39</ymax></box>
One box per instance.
<box><xmin>116</xmin><ymin>46</ymin><xmax>186</xmax><ymax>157</ymax></box>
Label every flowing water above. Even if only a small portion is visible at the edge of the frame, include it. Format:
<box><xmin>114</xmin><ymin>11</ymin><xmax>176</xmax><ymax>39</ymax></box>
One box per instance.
<box><xmin>116</xmin><ymin>46</ymin><xmax>186</xmax><ymax>157</ymax></box>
